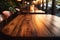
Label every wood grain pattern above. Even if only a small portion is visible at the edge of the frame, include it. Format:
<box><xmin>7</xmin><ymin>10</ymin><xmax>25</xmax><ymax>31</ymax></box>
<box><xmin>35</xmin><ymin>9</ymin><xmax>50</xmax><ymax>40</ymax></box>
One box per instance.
<box><xmin>1</xmin><ymin>14</ymin><xmax>60</xmax><ymax>37</ymax></box>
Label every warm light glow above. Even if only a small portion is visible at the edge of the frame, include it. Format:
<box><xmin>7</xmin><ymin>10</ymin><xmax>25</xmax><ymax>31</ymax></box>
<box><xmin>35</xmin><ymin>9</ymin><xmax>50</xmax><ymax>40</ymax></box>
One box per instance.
<box><xmin>32</xmin><ymin>0</ymin><xmax>42</xmax><ymax>4</ymax></box>
<box><xmin>35</xmin><ymin>10</ymin><xmax>45</xmax><ymax>13</ymax></box>
<box><xmin>43</xmin><ymin>0</ymin><xmax>46</xmax><ymax>3</ymax></box>
<box><xmin>32</xmin><ymin>0</ymin><xmax>46</xmax><ymax>5</ymax></box>
<box><xmin>27</xmin><ymin>2</ymin><xmax>29</xmax><ymax>4</ymax></box>
<box><xmin>32</xmin><ymin>14</ymin><xmax>46</xmax><ymax>27</ymax></box>
<box><xmin>17</xmin><ymin>0</ymin><xmax>21</xmax><ymax>1</ymax></box>
<box><xmin>30</xmin><ymin>5</ymin><xmax>35</xmax><ymax>12</ymax></box>
<box><xmin>32</xmin><ymin>14</ymin><xmax>49</xmax><ymax>36</ymax></box>
<box><xmin>30</xmin><ymin>4</ymin><xmax>45</xmax><ymax>13</ymax></box>
<box><xmin>25</xmin><ymin>1</ymin><xmax>27</xmax><ymax>3</ymax></box>
<box><xmin>32</xmin><ymin>1</ymin><xmax>36</xmax><ymax>4</ymax></box>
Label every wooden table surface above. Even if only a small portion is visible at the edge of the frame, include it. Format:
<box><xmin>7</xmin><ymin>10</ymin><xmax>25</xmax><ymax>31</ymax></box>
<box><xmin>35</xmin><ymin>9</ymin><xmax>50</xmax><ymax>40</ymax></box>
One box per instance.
<box><xmin>1</xmin><ymin>14</ymin><xmax>60</xmax><ymax>37</ymax></box>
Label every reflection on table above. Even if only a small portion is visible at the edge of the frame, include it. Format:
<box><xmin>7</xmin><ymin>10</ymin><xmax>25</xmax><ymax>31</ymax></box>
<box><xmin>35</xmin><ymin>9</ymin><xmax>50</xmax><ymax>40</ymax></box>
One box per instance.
<box><xmin>1</xmin><ymin>14</ymin><xmax>60</xmax><ymax>37</ymax></box>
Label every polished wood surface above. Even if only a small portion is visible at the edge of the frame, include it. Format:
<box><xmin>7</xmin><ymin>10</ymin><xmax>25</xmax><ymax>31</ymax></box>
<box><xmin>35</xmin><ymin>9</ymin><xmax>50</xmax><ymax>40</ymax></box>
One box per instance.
<box><xmin>1</xmin><ymin>14</ymin><xmax>60</xmax><ymax>37</ymax></box>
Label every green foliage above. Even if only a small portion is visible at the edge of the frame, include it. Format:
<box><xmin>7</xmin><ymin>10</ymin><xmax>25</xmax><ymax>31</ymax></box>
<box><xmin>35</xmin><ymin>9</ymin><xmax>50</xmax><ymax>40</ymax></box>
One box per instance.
<box><xmin>0</xmin><ymin>0</ymin><xmax>16</xmax><ymax>11</ymax></box>
<box><xmin>56</xmin><ymin>0</ymin><xmax>60</xmax><ymax>5</ymax></box>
